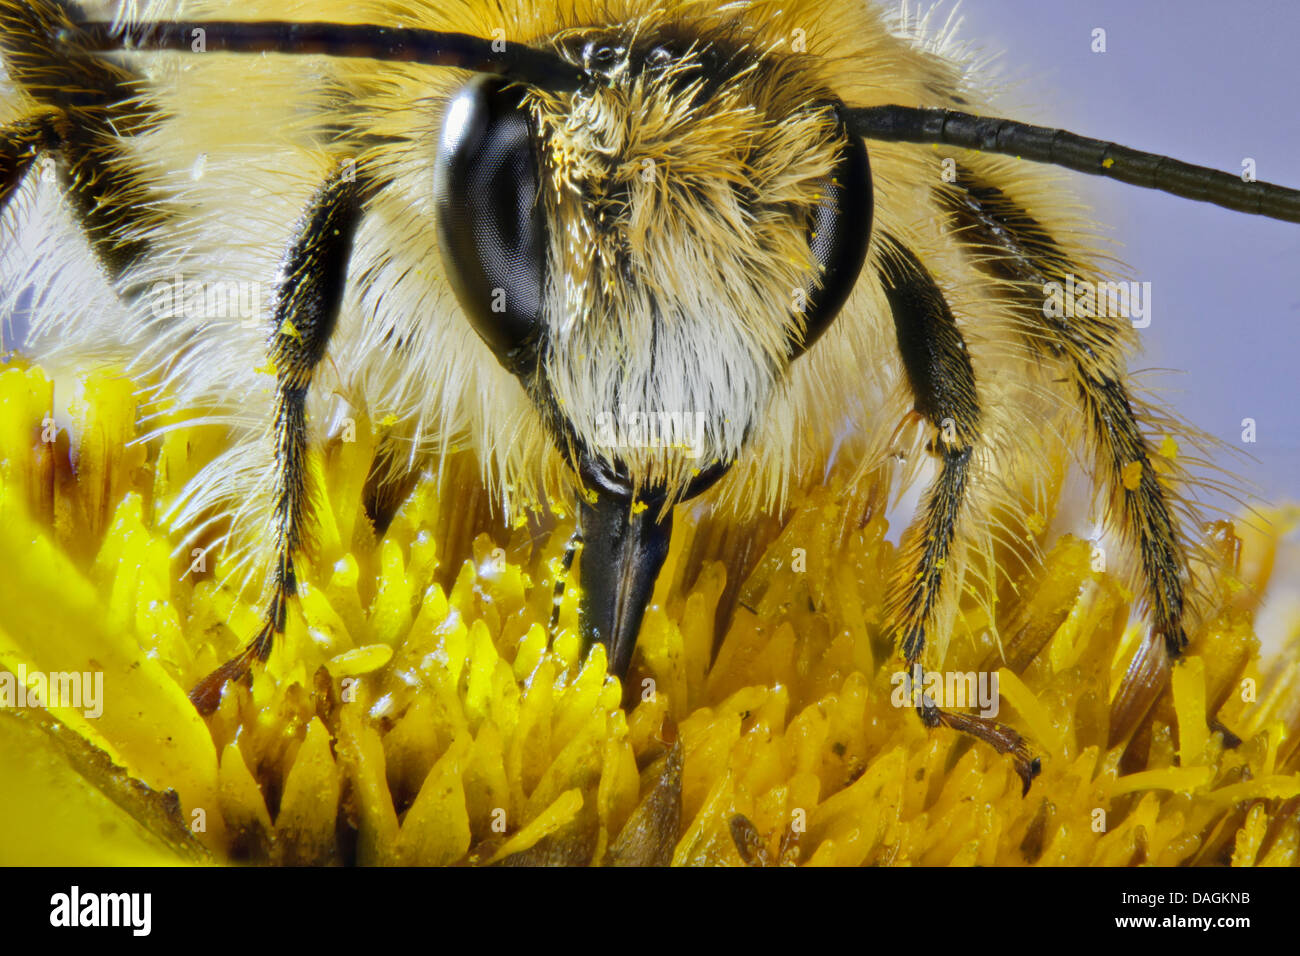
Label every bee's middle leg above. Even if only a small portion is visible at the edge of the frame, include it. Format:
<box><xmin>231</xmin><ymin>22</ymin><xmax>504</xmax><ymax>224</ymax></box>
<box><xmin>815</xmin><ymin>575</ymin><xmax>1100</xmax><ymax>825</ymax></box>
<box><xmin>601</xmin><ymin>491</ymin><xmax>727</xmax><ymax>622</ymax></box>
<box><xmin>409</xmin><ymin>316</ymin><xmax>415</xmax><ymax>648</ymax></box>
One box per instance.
<box><xmin>879</xmin><ymin>236</ymin><xmax>1041</xmax><ymax>792</ymax></box>
<box><xmin>190</xmin><ymin>161</ymin><xmax>365</xmax><ymax>715</ymax></box>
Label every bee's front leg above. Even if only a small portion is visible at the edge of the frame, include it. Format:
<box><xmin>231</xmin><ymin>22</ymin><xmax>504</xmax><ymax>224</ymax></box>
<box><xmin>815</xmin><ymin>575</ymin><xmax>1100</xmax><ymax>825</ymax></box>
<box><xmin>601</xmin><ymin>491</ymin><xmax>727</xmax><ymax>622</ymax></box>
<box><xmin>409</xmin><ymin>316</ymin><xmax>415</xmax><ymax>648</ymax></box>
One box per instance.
<box><xmin>878</xmin><ymin>235</ymin><xmax>1042</xmax><ymax>793</ymax></box>
<box><xmin>0</xmin><ymin>2</ymin><xmax>167</xmax><ymax>275</ymax></box>
<box><xmin>0</xmin><ymin>110</ymin><xmax>59</xmax><ymax>209</ymax></box>
<box><xmin>189</xmin><ymin>160</ymin><xmax>365</xmax><ymax>715</ymax></box>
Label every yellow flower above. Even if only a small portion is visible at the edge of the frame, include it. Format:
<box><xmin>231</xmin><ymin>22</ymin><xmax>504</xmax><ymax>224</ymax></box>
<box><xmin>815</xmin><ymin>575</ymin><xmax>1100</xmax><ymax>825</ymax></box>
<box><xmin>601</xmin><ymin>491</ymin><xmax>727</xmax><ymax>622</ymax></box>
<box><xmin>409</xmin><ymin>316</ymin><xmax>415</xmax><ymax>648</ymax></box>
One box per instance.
<box><xmin>1</xmin><ymin>361</ymin><xmax>1298</xmax><ymax>866</ymax></box>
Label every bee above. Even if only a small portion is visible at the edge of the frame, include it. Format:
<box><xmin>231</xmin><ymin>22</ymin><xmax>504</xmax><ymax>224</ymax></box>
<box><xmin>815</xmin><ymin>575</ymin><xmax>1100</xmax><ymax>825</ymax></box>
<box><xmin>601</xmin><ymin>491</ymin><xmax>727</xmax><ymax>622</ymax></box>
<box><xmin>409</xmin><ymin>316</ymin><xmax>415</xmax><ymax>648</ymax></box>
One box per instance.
<box><xmin>2</xmin><ymin>0</ymin><xmax>1297</xmax><ymax>791</ymax></box>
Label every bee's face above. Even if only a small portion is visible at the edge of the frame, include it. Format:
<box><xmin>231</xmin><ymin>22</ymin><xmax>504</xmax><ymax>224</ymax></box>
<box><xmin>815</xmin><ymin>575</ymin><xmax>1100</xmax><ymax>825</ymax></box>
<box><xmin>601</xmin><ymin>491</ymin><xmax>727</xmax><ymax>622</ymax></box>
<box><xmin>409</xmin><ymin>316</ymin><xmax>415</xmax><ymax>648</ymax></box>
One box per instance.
<box><xmin>434</xmin><ymin>23</ymin><xmax>872</xmax><ymax>507</ymax></box>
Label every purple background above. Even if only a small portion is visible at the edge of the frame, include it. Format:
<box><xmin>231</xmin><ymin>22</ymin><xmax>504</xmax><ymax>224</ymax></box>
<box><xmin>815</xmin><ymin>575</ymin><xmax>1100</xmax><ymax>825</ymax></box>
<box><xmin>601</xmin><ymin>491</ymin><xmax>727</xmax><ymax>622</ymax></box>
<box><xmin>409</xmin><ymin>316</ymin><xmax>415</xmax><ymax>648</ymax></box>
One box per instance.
<box><xmin>956</xmin><ymin>0</ymin><xmax>1300</xmax><ymax>510</ymax></box>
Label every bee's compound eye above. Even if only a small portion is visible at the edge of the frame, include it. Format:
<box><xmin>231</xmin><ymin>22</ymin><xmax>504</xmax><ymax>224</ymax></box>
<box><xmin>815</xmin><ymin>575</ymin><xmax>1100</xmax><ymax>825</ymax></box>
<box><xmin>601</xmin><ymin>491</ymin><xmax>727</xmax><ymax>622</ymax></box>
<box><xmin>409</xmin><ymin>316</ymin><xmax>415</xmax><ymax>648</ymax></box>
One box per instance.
<box><xmin>434</xmin><ymin>75</ymin><xmax>546</xmax><ymax>371</ymax></box>
<box><xmin>790</xmin><ymin>110</ymin><xmax>873</xmax><ymax>359</ymax></box>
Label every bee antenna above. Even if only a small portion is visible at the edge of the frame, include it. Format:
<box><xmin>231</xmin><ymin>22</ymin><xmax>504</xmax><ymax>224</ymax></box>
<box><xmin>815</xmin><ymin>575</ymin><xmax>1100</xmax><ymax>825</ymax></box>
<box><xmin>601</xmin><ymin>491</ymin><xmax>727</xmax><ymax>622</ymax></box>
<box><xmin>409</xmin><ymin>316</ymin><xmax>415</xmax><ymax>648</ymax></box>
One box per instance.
<box><xmin>74</xmin><ymin>19</ymin><xmax>588</xmax><ymax>92</ymax></box>
<box><xmin>848</xmin><ymin>105</ymin><xmax>1300</xmax><ymax>224</ymax></box>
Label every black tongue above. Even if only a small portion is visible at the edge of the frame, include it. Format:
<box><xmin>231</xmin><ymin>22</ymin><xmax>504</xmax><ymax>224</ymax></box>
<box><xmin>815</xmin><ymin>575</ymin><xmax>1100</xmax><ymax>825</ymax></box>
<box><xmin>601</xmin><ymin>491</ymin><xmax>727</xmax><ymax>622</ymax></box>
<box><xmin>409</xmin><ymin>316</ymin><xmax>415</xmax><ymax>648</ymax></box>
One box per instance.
<box><xmin>577</xmin><ymin>487</ymin><xmax>674</xmax><ymax>680</ymax></box>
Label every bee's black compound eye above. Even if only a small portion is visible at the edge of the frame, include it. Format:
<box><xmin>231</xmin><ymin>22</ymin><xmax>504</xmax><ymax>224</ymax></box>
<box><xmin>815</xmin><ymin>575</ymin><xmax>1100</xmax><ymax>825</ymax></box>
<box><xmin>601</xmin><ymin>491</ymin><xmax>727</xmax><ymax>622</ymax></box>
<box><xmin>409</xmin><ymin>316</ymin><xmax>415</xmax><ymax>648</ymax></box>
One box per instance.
<box><xmin>790</xmin><ymin>107</ymin><xmax>873</xmax><ymax>359</ymax></box>
<box><xmin>434</xmin><ymin>75</ymin><xmax>546</xmax><ymax>373</ymax></box>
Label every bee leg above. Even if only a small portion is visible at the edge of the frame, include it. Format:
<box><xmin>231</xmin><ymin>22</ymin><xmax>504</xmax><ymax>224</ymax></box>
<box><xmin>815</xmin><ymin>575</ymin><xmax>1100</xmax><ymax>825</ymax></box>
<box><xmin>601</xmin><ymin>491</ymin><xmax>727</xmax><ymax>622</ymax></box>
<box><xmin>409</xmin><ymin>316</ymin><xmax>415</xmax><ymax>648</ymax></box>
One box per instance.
<box><xmin>1079</xmin><ymin>373</ymin><xmax>1190</xmax><ymax>745</ymax></box>
<box><xmin>0</xmin><ymin>1</ymin><xmax>162</xmax><ymax>275</ymax></box>
<box><xmin>1076</xmin><ymin>373</ymin><xmax>1188</xmax><ymax>659</ymax></box>
<box><xmin>879</xmin><ymin>235</ymin><xmax>1042</xmax><ymax>793</ymax></box>
<box><xmin>549</xmin><ymin>529</ymin><xmax>584</xmax><ymax>634</ymax></box>
<box><xmin>0</xmin><ymin>110</ymin><xmax>60</xmax><ymax>210</ymax></box>
<box><xmin>940</xmin><ymin>173</ymin><xmax>1190</xmax><ymax>742</ymax></box>
<box><xmin>189</xmin><ymin>161</ymin><xmax>364</xmax><ymax>715</ymax></box>
<box><xmin>0</xmin><ymin>104</ymin><xmax>154</xmax><ymax>275</ymax></box>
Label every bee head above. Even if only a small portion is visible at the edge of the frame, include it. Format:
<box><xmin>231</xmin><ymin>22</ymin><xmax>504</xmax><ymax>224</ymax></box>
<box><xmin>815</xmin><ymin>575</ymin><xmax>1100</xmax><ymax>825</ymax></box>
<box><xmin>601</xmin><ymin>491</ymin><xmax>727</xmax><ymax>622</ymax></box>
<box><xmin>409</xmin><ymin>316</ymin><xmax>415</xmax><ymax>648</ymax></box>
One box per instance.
<box><xmin>434</xmin><ymin>24</ymin><xmax>871</xmax><ymax>511</ymax></box>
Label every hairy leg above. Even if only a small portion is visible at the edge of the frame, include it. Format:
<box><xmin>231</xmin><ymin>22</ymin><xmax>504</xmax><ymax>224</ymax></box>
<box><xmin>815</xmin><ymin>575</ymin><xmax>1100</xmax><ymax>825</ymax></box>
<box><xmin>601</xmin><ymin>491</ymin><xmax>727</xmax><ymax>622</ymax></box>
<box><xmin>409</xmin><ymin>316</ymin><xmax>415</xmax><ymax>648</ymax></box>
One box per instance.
<box><xmin>877</xmin><ymin>234</ymin><xmax>1040</xmax><ymax>792</ymax></box>
<box><xmin>190</xmin><ymin>161</ymin><xmax>365</xmax><ymax>714</ymax></box>
<box><xmin>940</xmin><ymin>170</ymin><xmax>1192</xmax><ymax>745</ymax></box>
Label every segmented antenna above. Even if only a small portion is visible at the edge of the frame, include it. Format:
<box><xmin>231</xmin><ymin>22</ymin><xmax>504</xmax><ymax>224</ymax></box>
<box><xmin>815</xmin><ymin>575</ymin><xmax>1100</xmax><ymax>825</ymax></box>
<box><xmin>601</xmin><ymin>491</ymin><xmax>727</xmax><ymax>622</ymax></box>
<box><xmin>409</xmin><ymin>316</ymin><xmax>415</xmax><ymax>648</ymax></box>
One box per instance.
<box><xmin>848</xmin><ymin>105</ymin><xmax>1300</xmax><ymax>223</ymax></box>
<box><xmin>73</xmin><ymin>20</ymin><xmax>1300</xmax><ymax>224</ymax></box>
<box><xmin>74</xmin><ymin>19</ymin><xmax>587</xmax><ymax>92</ymax></box>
